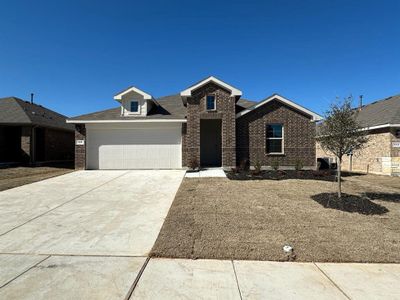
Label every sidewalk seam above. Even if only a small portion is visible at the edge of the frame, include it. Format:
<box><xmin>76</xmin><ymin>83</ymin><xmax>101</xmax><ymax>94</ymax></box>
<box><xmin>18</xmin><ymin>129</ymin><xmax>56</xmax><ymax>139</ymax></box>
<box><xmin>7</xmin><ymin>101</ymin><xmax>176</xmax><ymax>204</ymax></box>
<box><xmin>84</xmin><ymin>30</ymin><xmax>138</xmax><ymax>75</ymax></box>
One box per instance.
<box><xmin>231</xmin><ymin>260</ymin><xmax>243</xmax><ymax>300</ymax></box>
<box><xmin>0</xmin><ymin>255</ymin><xmax>51</xmax><ymax>289</ymax></box>
<box><xmin>124</xmin><ymin>257</ymin><xmax>150</xmax><ymax>300</ymax></box>
<box><xmin>0</xmin><ymin>171</ymin><xmax>130</xmax><ymax>237</ymax></box>
<box><xmin>313</xmin><ymin>262</ymin><xmax>351</xmax><ymax>300</ymax></box>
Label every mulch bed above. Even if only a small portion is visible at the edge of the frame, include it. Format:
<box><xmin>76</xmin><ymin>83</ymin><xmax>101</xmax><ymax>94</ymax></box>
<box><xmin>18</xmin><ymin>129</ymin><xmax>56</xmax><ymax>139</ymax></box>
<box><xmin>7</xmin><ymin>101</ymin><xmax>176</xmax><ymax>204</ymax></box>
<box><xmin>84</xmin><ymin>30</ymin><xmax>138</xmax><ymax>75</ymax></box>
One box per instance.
<box><xmin>226</xmin><ymin>169</ymin><xmax>336</xmax><ymax>181</ymax></box>
<box><xmin>311</xmin><ymin>193</ymin><xmax>389</xmax><ymax>215</ymax></box>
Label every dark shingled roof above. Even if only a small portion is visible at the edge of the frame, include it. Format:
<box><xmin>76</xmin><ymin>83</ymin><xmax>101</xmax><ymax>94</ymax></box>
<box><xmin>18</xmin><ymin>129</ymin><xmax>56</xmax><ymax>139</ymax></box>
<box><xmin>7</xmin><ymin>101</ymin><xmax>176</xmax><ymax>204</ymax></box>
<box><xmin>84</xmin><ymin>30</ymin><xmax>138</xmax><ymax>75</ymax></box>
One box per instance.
<box><xmin>355</xmin><ymin>94</ymin><xmax>400</xmax><ymax>128</ymax></box>
<box><xmin>0</xmin><ymin>97</ymin><xmax>74</xmax><ymax>131</ymax></box>
<box><xmin>69</xmin><ymin>94</ymin><xmax>186</xmax><ymax>121</ymax></box>
<box><xmin>69</xmin><ymin>94</ymin><xmax>258</xmax><ymax>121</ymax></box>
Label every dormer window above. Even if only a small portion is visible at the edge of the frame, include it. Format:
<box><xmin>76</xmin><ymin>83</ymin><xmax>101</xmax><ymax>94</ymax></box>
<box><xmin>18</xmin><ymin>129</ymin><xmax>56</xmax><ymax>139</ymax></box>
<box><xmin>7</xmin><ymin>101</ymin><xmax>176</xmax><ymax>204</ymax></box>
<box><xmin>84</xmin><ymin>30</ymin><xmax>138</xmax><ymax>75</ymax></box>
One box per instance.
<box><xmin>206</xmin><ymin>95</ymin><xmax>216</xmax><ymax>111</ymax></box>
<box><xmin>130</xmin><ymin>101</ymin><xmax>139</xmax><ymax>113</ymax></box>
<box><xmin>114</xmin><ymin>86</ymin><xmax>155</xmax><ymax>117</ymax></box>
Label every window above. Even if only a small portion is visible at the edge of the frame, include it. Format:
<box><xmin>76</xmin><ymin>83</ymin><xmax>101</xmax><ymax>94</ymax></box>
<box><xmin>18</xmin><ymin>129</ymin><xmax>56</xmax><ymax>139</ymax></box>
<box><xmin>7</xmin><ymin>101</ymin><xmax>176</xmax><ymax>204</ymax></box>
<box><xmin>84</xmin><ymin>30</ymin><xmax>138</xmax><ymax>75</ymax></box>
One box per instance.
<box><xmin>266</xmin><ymin>124</ymin><xmax>284</xmax><ymax>154</ymax></box>
<box><xmin>206</xmin><ymin>95</ymin><xmax>216</xmax><ymax>110</ymax></box>
<box><xmin>130</xmin><ymin>101</ymin><xmax>139</xmax><ymax>113</ymax></box>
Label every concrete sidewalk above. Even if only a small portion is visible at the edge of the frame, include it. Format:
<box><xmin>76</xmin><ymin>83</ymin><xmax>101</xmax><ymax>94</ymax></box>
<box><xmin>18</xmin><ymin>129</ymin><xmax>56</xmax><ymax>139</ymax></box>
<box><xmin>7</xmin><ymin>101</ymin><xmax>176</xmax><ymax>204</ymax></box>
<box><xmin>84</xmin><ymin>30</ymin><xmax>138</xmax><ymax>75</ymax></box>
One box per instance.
<box><xmin>1</xmin><ymin>255</ymin><xmax>399</xmax><ymax>300</ymax></box>
<box><xmin>131</xmin><ymin>258</ymin><xmax>400</xmax><ymax>300</ymax></box>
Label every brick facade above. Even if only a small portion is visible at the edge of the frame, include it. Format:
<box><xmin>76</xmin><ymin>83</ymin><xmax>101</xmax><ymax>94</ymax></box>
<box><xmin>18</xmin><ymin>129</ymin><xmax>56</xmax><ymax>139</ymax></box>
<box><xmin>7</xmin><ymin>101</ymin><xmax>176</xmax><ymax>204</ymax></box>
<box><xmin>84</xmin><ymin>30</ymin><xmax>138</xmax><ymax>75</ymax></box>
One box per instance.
<box><xmin>44</xmin><ymin>128</ymin><xmax>74</xmax><ymax>161</ymax></box>
<box><xmin>74</xmin><ymin>124</ymin><xmax>86</xmax><ymax>169</ymax></box>
<box><xmin>182</xmin><ymin>82</ymin><xmax>236</xmax><ymax>168</ymax></box>
<box><xmin>21</xmin><ymin>126</ymin><xmax>32</xmax><ymax>163</ymax></box>
<box><xmin>317</xmin><ymin>127</ymin><xmax>400</xmax><ymax>175</ymax></box>
<box><xmin>236</xmin><ymin>99</ymin><xmax>316</xmax><ymax>168</ymax></box>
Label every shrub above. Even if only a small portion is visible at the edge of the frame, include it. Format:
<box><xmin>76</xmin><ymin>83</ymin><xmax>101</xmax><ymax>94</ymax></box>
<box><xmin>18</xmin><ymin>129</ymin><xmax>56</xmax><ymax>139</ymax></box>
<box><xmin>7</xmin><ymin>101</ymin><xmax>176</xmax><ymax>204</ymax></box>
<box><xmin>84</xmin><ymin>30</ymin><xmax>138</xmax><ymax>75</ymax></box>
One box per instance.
<box><xmin>231</xmin><ymin>167</ymin><xmax>240</xmax><ymax>174</ymax></box>
<box><xmin>239</xmin><ymin>159</ymin><xmax>249</xmax><ymax>171</ymax></box>
<box><xmin>295</xmin><ymin>159</ymin><xmax>303</xmax><ymax>171</ymax></box>
<box><xmin>271</xmin><ymin>160</ymin><xmax>280</xmax><ymax>171</ymax></box>
<box><xmin>253</xmin><ymin>160</ymin><xmax>262</xmax><ymax>175</ymax></box>
<box><xmin>188</xmin><ymin>158</ymin><xmax>199</xmax><ymax>171</ymax></box>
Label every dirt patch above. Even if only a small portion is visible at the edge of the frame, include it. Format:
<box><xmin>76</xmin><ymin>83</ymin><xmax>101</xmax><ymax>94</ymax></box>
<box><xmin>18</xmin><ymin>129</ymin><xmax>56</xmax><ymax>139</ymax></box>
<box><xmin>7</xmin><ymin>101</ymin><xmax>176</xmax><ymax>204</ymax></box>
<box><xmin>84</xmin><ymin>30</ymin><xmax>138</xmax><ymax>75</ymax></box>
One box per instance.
<box><xmin>0</xmin><ymin>164</ymin><xmax>74</xmax><ymax>191</ymax></box>
<box><xmin>151</xmin><ymin>175</ymin><xmax>400</xmax><ymax>263</ymax></box>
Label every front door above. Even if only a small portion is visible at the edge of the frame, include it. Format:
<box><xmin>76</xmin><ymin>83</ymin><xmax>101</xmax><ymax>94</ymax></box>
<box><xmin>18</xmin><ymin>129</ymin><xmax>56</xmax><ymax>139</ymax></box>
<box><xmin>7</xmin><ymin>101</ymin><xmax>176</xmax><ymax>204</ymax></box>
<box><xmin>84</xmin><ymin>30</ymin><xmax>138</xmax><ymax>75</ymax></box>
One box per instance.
<box><xmin>200</xmin><ymin>119</ymin><xmax>222</xmax><ymax>167</ymax></box>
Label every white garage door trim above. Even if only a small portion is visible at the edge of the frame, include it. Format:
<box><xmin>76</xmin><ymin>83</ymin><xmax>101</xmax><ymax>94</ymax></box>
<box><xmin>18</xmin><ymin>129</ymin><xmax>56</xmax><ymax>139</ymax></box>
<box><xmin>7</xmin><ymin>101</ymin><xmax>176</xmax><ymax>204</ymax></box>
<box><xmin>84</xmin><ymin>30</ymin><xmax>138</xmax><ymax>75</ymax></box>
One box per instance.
<box><xmin>86</xmin><ymin>122</ymin><xmax>182</xmax><ymax>170</ymax></box>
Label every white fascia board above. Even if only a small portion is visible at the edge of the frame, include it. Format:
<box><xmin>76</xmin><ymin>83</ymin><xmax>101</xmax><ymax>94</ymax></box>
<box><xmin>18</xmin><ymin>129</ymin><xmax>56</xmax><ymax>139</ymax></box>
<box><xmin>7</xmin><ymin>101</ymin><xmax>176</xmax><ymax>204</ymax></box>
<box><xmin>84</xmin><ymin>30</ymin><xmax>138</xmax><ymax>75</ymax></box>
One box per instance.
<box><xmin>362</xmin><ymin>123</ymin><xmax>400</xmax><ymax>131</ymax></box>
<box><xmin>114</xmin><ymin>86</ymin><xmax>153</xmax><ymax>100</ymax></box>
<box><xmin>66</xmin><ymin>119</ymin><xmax>187</xmax><ymax>124</ymax></box>
<box><xmin>180</xmin><ymin>76</ymin><xmax>242</xmax><ymax>97</ymax></box>
<box><xmin>236</xmin><ymin>94</ymin><xmax>323</xmax><ymax>121</ymax></box>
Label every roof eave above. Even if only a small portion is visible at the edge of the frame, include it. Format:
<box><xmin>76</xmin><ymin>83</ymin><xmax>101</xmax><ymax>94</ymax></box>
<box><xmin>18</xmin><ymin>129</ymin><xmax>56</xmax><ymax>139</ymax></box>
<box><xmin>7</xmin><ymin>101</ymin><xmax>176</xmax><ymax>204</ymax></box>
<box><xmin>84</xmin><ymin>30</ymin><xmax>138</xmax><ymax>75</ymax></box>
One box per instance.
<box><xmin>113</xmin><ymin>86</ymin><xmax>153</xmax><ymax>101</ymax></box>
<box><xmin>236</xmin><ymin>94</ymin><xmax>323</xmax><ymax>122</ymax></box>
<box><xmin>66</xmin><ymin>119</ymin><xmax>187</xmax><ymax>124</ymax></box>
<box><xmin>180</xmin><ymin>76</ymin><xmax>242</xmax><ymax>98</ymax></box>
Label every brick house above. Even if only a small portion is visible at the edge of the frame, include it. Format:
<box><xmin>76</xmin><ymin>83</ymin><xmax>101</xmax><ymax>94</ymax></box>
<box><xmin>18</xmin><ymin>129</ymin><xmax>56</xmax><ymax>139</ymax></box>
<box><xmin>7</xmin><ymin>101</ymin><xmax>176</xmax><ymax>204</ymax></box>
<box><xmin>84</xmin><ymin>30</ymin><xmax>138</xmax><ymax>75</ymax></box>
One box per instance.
<box><xmin>317</xmin><ymin>94</ymin><xmax>400</xmax><ymax>176</ymax></box>
<box><xmin>67</xmin><ymin>76</ymin><xmax>322</xmax><ymax>170</ymax></box>
<box><xmin>0</xmin><ymin>97</ymin><xmax>75</xmax><ymax>165</ymax></box>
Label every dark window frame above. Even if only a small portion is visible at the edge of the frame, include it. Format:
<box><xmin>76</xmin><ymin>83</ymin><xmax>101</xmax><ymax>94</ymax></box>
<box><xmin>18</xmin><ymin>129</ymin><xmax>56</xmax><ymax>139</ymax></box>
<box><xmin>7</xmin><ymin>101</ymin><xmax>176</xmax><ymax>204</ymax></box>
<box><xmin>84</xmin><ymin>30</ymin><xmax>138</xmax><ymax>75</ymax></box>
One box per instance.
<box><xmin>130</xmin><ymin>100</ymin><xmax>139</xmax><ymax>113</ymax></box>
<box><xmin>206</xmin><ymin>95</ymin><xmax>216</xmax><ymax>111</ymax></box>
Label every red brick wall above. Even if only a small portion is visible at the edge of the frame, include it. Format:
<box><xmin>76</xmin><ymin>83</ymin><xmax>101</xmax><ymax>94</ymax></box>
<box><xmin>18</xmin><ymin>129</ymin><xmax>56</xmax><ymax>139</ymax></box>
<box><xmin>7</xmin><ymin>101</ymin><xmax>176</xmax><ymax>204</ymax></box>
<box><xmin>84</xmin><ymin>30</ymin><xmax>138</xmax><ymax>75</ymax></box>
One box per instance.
<box><xmin>236</xmin><ymin>99</ymin><xmax>316</xmax><ymax>168</ymax></box>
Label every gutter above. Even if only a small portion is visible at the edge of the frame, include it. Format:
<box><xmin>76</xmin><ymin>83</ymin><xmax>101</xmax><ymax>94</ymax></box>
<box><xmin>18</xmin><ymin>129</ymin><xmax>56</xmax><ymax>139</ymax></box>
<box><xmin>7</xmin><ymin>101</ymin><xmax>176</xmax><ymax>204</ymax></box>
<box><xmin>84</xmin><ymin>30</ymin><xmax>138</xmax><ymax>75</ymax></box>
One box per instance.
<box><xmin>361</xmin><ymin>123</ymin><xmax>400</xmax><ymax>131</ymax></box>
<box><xmin>66</xmin><ymin>119</ymin><xmax>187</xmax><ymax>124</ymax></box>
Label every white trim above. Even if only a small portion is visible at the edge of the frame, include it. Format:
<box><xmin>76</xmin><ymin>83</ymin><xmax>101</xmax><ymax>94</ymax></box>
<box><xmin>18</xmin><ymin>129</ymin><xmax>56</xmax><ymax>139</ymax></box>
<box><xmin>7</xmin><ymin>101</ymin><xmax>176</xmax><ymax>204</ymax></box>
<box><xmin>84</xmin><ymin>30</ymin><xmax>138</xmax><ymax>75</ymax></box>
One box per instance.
<box><xmin>362</xmin><ymin>123</ymin><xmax>400</xmax><ymax>131</ymax></box>
<box><xmin>266</xmin><ymin>123</ymin><xmax>284</xmax><ymax>155</ymax></box>
<box><xmin>114</xmin><ymin>86</ymin><xmax>152</xmax><ymax>100</ymax></box>
<box><xmin>180</xmin><ymin>76</ymin><xmax>242</xmax><ymax>97</ymax></box>
<box><xmin>236</xmin><ymin>94</ymin><xmax>323</xmax><ymax>121</ymax></box>
<box><xmin>128</xmin><ymin>100</ymin><xmax>141</xmax><ymax>115</ymax></box>
<box><xmin>67</xmin><ymin>119</ymin><xmax>187</xmax><ymax>124</ymax></box>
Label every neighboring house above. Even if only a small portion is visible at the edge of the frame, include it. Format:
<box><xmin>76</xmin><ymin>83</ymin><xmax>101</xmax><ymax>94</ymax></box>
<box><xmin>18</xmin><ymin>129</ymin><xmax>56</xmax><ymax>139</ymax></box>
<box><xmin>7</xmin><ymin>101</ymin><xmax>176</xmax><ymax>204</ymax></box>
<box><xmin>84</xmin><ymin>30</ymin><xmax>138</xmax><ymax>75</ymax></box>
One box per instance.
<box><xmin>67</xmin><ymin>76</ymin><xmax>322</xmax><ymax>170</ymax></box>
<box><xmin>317</xmin><ymin>94</ymin><xmax>400</xmax><ymax>176</ymax></box>
<box><xmin>0</xmin><ymin>97</ymin><xmax>75</xmax><ymax>165</ymax></box>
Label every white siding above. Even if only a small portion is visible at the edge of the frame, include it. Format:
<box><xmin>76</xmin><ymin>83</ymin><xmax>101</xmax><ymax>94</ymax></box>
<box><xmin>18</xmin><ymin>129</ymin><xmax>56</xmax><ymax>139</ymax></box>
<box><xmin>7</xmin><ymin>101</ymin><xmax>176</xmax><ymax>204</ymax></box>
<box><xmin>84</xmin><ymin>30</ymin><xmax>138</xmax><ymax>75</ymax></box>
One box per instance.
<box><xmin>86</xmin><ymin>123</ymin><xmax>182</xmax><ymax>169</ymax></box>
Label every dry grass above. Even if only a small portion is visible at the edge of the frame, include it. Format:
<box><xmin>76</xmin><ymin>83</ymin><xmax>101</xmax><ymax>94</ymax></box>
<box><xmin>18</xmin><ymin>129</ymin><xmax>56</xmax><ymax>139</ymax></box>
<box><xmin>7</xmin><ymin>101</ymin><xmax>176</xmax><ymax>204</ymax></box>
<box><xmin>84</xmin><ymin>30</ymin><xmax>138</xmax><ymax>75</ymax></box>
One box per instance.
<box><xmin>151</xmin><ymin>174</ymin><xmax>400</xmax><ymax>263</ymax></box>
<box><xmin>0</xmin><ymin>165</ymin><xmax>74</xmax><ymax>191</ymax></box>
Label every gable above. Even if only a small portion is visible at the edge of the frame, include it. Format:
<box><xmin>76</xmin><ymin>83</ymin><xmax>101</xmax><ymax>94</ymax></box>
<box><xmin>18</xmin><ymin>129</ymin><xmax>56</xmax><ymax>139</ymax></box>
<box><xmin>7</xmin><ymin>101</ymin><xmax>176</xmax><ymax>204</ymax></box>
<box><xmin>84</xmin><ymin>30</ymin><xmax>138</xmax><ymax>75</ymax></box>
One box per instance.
<box><xmin>180</xmin><ymin>76</ymin><xmax>242</xmax><ymax>99</ymax></box>
<box><xmin>236</xmin><ymin>94</ymin><xmax>322</xmax><ymax>121</ymax></box>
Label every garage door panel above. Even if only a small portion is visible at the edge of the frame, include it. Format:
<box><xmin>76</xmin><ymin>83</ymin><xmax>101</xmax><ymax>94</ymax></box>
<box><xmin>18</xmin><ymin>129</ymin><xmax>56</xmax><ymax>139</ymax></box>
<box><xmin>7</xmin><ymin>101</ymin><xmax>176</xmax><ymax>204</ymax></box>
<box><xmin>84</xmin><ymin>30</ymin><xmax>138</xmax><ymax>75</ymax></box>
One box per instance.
<box><xmin>86</xmin><ymin>124</ymin><xmax>182</xmax><ymax>170</ymax></box>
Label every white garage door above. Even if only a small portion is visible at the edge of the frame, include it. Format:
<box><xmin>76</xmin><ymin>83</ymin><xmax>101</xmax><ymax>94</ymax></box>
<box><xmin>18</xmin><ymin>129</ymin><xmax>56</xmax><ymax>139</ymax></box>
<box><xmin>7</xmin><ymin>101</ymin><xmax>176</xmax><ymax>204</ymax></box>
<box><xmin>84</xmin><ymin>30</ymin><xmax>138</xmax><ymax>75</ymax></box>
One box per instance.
<box><xmin>86</xmin><ymin>123</ymin><xmax>182</xmax><ymax>169</ymax></box>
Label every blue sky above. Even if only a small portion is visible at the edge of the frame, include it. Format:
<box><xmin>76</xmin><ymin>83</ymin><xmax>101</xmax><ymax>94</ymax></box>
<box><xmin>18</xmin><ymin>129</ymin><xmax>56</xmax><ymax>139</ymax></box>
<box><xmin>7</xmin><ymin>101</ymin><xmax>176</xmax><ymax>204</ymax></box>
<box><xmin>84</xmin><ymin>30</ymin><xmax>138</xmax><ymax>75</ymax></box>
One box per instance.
<box><xmin>1</xmin><ymin>0</ymin><xmax>399</xmax><ymax>117</ymax></box>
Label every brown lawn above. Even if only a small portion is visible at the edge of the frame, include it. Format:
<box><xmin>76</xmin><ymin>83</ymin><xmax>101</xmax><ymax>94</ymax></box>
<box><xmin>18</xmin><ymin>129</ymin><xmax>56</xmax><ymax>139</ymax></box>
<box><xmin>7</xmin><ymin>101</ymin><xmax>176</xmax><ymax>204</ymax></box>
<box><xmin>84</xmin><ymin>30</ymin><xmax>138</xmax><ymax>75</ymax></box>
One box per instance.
<box><xmin>0</xmin><ymin>164</ymin><xmax>74</xmax><ymax>191</ymax></box>
<box><xmin>151</xmin><ymin>173</ymin><xmax>400</xmax><ymax>263</ymax></box>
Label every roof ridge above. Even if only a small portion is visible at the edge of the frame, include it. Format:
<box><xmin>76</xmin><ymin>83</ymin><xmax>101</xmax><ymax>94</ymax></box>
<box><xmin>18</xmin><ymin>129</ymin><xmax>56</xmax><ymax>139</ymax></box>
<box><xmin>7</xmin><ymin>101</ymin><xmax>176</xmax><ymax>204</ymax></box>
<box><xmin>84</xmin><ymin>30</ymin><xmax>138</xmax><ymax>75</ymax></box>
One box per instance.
<box><xmin>10</xmin><ymin>97</ymin><xmax>34</xmax><ymax>123</ymax></box>
<box><xmin>360</xmin><ymin>93</ymin><xmax>400</xmax><ymax>110</ymax></box>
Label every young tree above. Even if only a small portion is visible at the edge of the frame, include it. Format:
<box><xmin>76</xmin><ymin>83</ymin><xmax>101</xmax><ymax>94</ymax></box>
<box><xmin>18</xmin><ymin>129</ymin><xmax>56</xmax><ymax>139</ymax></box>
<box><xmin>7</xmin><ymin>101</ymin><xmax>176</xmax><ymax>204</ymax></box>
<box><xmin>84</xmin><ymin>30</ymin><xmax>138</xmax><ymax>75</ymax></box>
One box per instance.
<box><xmin>316</xmin><ymin>97</ymin><xmax>368</xmax><ymax>198</ymax></box>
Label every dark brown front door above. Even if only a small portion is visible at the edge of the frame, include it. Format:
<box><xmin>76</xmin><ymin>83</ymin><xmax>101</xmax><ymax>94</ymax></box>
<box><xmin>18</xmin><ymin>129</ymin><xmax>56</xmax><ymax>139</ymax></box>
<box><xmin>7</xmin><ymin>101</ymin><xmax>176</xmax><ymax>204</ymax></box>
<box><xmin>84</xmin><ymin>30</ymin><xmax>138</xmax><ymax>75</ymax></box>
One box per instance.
<box><xmin>200</xmin><ymin>119</ymin><xmax>222</xmax><ymax>167</ymax></box>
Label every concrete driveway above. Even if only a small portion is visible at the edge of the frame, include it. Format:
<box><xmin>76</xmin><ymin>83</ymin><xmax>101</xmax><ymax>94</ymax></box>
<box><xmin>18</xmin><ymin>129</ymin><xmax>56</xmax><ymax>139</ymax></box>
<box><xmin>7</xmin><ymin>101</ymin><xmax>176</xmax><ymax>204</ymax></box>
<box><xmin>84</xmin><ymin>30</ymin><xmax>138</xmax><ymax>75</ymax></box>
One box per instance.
<box><xmin>1</xmin><ymin>170</ymin><xmax>399</xmax><ymax>299</ymax></box>
<box><xmin>0</xmin><ymin>170</ymin><xmax>184</xmax><ymax>299</ymax></box>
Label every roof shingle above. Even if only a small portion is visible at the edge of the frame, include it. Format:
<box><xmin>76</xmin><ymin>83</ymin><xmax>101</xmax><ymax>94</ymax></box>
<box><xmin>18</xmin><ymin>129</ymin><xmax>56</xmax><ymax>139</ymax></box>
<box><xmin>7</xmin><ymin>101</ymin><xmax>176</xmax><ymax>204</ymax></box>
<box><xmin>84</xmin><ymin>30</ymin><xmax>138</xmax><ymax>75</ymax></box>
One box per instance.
<box><xmin>69</xmin><ymin>94</ymin><xmax>257</xmax><ymax>121</ymax></box>
<box><xmin>355</xmin><ymin>94</ymin><xmax>400</xmax><ymax>128</ymax></box>
<box><xmin>0</xmin><ymin>97</ymin><xmax>74</xmax><ymax>131</ymax></box>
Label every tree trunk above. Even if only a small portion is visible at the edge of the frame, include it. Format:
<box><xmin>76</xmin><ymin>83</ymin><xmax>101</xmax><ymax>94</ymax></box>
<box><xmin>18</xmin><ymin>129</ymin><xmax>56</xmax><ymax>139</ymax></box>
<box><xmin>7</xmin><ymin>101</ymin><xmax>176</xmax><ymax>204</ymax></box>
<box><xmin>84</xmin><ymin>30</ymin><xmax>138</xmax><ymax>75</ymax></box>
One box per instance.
<box><xmin>337</xmin><ymin>157</ymin><xmax>342</xmax><ymax>199</ymax></box>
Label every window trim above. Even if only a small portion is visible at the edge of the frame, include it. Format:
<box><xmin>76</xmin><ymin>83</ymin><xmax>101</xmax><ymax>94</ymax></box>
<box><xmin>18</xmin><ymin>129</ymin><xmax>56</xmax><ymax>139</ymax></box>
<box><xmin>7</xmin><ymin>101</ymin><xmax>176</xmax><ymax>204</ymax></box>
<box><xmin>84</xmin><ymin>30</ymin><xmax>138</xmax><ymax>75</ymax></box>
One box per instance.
<box><xmin>206</xmin><ymin>94</ymin><xmax>216</xmax><ymax>111</ymax></box>
<box><xmin>129</xmin><ymin>100</ymin><xmax>140</xmax><ymax>114</ymax></box>
<box><xmin>266</xmin><ymin>124</ymin><xmax>284</xmax><ymax>155</ymax></box>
